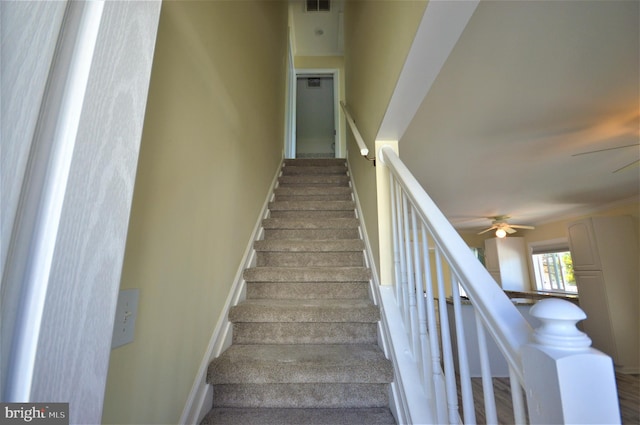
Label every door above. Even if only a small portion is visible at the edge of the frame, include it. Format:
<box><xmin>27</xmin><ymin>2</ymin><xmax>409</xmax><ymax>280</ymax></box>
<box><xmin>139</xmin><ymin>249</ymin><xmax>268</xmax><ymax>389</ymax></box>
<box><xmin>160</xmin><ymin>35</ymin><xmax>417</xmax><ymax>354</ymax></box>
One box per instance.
<box><xmin>295</xmin><ymin>75</ymin><xmax>335</xmax><ymax>158</ymax></box>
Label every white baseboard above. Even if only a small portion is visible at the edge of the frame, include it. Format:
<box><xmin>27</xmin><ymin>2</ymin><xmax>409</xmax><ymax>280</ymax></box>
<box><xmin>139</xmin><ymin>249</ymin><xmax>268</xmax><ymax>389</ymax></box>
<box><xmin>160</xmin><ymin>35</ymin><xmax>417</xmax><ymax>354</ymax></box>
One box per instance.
<box><xmin>179</xmin><ymin>159</ymin><xmax>283</xmax><ymax>425</ymax></box>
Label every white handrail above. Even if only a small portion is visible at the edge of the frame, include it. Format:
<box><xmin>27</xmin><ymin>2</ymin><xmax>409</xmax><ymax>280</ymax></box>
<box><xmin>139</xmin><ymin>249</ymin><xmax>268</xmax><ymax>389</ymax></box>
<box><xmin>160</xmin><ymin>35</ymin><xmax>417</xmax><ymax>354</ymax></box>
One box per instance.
<box><xmin>340</xmin><ymin>101</ymin><xmax>372</xmax><ymax>160</ymax></box>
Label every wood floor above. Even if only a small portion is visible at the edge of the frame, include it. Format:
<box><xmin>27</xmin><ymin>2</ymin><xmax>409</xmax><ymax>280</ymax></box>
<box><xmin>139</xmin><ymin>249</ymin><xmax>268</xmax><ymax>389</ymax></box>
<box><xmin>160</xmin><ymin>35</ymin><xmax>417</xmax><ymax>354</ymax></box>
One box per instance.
<box><xmin>458</xmin><ymin>372</ymin><xmax>638</xmax><ymax>424</ymax></box>
<box><xmin>616</xmin><ymin>373</ymin><xmax>640</xmax><ymax>424</ymax></box>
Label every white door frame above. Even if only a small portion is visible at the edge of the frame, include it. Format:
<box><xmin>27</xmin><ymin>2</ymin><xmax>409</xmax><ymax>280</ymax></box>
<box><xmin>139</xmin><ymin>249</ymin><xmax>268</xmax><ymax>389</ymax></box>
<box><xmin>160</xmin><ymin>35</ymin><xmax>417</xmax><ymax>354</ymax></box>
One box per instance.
<box><xmin>1</xmin><ymin>2</ymin><xmax>161</xmax><ymax>422</ymax></box>
<box><xmin>286</xmin><ymin>68</ymin><xmax>342</xmax><ymax>158</ymax></box>
<box><xmin>284</xmin><ymin>29</ymin><xmax>296</xmax><ymax>159</ymax></box>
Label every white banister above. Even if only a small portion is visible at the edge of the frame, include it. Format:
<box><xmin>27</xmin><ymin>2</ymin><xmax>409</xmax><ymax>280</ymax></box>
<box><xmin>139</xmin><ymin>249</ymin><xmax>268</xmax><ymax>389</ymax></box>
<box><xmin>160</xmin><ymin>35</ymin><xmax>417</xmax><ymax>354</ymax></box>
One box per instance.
<box><xmin>375</xmin><ymin>145</ymin><xmax>621</xmax><ymax>424</ymax></box>
<box><xmin>340</xmin><ymin>101</ymin><xmax>375</xmax><ymax>162</ymax></box>
<box><xmin>378</xmin><ymin>145</ymin><xmax>530</xmax><ymax>366</ymax></box>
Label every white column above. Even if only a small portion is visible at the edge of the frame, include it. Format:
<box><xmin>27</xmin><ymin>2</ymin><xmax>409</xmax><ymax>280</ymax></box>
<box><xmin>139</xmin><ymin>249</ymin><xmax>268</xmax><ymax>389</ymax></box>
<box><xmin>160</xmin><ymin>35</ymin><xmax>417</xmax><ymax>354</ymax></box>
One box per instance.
<box><xmin>375</xmin><ymin>140</ymin><xmax>399</xmax><ymax>286</ymax></box>
<box><xmin>522</xmin><ymin>298</ymin><xmax>620</xmax><ymax>424</ymax></box>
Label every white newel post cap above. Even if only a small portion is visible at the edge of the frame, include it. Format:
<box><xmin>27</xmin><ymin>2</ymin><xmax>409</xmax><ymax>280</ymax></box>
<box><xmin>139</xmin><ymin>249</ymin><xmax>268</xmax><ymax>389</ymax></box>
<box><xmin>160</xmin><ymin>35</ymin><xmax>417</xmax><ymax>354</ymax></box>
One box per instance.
<box><xmin>523</xmin><ymin>298</ymin><xmax>620</xmax><ymax>424</ymax></box>
<box><xmin>529</xmin><ymin>298</ymin><xmax>591</xmax><ymax>350</ymax></box>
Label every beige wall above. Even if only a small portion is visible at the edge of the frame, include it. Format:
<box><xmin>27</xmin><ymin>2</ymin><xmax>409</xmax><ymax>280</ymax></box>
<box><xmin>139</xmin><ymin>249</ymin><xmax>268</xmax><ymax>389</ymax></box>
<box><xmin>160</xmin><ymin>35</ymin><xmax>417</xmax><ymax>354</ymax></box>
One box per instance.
<box><xmin>102</xmin><ymin>2</ymin><xmax>288</xmax><ymax>424</ymax></box>
<box><xmin>520</xmin><ymin>202</ymin><xmax>639</xmax><ymax>245</ymax></box>
<box><xmin>295</xmin><ymin>55</ymin><xmax>343</xmax><ymax>70</ymax></box>
<box><xmin>343</xmin><ymin>0</ymin><xmax>427</xmax><ymax>277</ymax></box>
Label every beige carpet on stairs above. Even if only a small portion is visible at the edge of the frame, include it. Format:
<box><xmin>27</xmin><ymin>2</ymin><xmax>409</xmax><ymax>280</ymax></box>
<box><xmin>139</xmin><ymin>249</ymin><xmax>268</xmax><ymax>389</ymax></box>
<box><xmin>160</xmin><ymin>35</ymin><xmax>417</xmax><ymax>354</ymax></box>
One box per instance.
<box><xmin>200</xmin><ymin>158</ymin><xmax>396</xmax><ymax>425</ymax></box>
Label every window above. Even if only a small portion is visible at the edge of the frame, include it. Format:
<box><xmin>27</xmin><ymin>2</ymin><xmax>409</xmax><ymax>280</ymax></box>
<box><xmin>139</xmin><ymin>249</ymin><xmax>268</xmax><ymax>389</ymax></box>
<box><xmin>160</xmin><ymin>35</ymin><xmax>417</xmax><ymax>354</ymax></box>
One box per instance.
<box><xmin>306</xmin><ymin>0</ymin><xmax>330</xmax><ymax>12</ymax></box>
<box><xmin>531</xmin><ymin>248</ymin><xmax>577</xmax><ymax>293</ymax></box>
<box><xmin>458</xmin><ymin>247</ymin><xmax>485</xmax><ymax>298</ymax></box>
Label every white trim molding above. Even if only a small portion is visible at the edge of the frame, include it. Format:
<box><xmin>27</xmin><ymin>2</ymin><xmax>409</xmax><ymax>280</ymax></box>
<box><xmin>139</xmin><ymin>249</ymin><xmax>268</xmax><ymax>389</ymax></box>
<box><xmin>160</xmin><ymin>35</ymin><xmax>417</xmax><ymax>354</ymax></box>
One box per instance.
<box><xmin>4</xmin><ymin>0</ymin><xmax>106</xmax><ymax>402</ymax></box>
<box><xmin>2</xmin><ymin>2</ymin><xmax>162</xmax><ymax>423</ymax></box>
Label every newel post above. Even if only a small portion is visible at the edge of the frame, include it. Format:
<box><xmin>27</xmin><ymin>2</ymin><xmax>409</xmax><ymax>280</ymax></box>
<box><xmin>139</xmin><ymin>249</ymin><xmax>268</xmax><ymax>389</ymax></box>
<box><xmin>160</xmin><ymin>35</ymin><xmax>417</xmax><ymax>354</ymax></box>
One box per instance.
<box><xmin>522</xmin><ymin>298</ymin><xmax>620</xmax><ymax>424</ymax></box>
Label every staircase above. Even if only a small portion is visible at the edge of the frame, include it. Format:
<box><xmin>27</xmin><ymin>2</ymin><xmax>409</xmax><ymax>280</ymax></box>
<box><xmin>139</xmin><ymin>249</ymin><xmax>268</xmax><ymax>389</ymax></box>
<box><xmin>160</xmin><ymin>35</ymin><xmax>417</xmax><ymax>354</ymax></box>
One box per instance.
<box><xmin>201</xmin><ymin>158</ymin><xmax>395</xmax><ymax>424</ymax></box>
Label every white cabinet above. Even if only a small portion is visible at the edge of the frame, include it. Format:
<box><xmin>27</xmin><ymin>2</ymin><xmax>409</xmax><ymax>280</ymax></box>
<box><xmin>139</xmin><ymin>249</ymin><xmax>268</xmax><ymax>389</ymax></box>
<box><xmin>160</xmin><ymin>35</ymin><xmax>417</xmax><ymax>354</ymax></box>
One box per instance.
<box><xmin>484</xmin><ymin>237</ymin><xmax>530</xmax><ymax>291</ymax></box>
<box><xmin>567</xmin><ymin>216</ymin><xmax>639</xmax><ymax>372</ymax></box>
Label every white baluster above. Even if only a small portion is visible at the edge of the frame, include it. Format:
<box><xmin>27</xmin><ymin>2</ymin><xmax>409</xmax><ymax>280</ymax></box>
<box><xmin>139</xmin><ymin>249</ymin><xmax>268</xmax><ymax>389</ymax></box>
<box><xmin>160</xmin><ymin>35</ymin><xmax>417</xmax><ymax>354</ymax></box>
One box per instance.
<box><xmin>398</xmin><ymin>190</ymin><xmax>410</xmax><ymax>324</ymax></box>
<box><xmin>475</xmin><ymin>310</ymin><xmax>498</xmax><ymax>425</ymax></box>
<box><xmin>421</xmin><ymin>227</ymin><xmax>447</xmax><ymax>422</ymax></box>
<box><xmin>509</xmin><ymin>366</ymin><xmax>527</xmax><ymax>424</ymax></box>
<box><xmin>435</xmin><ymin>248</ymin><xmax>459</xmax><ymax>424</ymax></box>
<box><xmin>451</xmin><ymin>273</ymin><xmax>476</xmax><ymax>424</ymax></box>
<box><xmin>522</xmin><ymin>299</ymin><xmax>620</xmax><ymax>424</ymax></box>
<box><xmin>389</xmin><ymin>176</ymin><xmax>402</xmax><ymax>303</ymax></box>
<box><xmin>402</xmin><ymin>193</ymin><xmax>416</xmax><ymax>334</ymax></box>
<box><xmin>404</xmin><ymin>203</ymin><xmax>418</xmax><ymax>352</ymax></box>
<box><xmin>412</xmin><ymin>219</ymin><xmax>430</xmax><ymax>387</ymax></box>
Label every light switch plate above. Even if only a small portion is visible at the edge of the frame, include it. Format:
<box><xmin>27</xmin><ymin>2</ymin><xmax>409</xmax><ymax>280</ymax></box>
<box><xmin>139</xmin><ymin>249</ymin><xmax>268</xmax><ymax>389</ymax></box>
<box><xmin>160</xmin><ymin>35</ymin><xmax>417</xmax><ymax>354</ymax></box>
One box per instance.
<box><xmin>111</xmin><ymin>289</ymin><xmax>139</xmax><ymax>349</ymax></box>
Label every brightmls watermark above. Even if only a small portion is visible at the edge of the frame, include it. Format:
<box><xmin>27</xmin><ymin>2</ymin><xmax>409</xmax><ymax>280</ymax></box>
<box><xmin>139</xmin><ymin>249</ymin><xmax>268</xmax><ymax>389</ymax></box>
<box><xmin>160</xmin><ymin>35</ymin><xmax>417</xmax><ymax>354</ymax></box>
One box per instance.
<box><xmin>1</xmin><ymin>404</ymin><xmax>68</xmax><ymax>425</ymax></box>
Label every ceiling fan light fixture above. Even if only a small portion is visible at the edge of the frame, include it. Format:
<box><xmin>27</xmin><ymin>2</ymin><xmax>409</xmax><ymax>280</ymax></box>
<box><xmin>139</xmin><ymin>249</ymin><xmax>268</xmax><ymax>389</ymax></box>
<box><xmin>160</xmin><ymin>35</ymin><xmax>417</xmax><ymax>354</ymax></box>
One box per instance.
<box><xmin>495</xmin><ymin>228</ymin><xmax>507</xmax><ymax>238</ymax></box>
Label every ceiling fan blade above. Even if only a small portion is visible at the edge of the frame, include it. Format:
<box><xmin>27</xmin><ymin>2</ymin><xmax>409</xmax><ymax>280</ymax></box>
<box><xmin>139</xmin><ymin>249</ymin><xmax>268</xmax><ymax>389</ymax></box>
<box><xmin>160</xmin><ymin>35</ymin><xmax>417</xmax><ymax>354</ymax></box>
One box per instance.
<box><xmin>613</xmin><ymin>159</ymin><xmax>640</xmax><ymax>173</ymax></box>
<box><xmin>505</xmin><ymin>227</ymin><xmax>517</xmax><ymax>234</ymax></box>
<box><xmin>509</xmin><ymin>224</ymin><xmax>535</xmax><ymax>230</ymax></box>
<box><xmin>572</xmin><ymin>143</ymin><xmax>640</xmax><ymax>156</ymax></box>
<box><xmin>477</xmin><ymin>226</ymin><xmax>496</xmax><ymax>235</ymax></box>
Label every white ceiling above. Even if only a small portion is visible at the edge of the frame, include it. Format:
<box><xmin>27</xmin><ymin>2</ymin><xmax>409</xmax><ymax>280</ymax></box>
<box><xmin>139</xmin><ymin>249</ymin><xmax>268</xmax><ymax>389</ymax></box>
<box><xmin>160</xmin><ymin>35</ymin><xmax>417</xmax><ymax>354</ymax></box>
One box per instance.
<box><xmin>290</xmin><ymin>0</ymin><xmax>344</xmax><ymax>56</ymax></box>
<box><xmin>293</xmin><ymin>0</ymin><xmax>639</xmax><ymax>232</ymax></box>
<box><xmin>399</xmin><ymin>0</ymin><xmax>639</xmax><ymax>231</ymax></box>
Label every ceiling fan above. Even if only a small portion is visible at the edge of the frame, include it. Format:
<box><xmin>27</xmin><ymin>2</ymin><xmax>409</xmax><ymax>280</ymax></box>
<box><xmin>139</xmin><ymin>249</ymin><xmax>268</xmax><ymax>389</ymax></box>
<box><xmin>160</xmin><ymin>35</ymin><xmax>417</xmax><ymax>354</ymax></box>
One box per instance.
<box><xmin>572</xmin><ymin>143</ymin><xmax>640</xmax><ymax>173</ymax></box>
<box><xmin>477</xmin><ymin>215</ymin><xmax>535</xmax><ymax>238</ymax></box>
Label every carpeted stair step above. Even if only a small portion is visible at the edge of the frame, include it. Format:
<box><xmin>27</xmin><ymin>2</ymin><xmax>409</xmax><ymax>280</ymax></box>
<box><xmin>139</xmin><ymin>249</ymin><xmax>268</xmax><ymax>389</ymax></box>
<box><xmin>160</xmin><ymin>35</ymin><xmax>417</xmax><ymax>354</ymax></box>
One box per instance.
<box><xmin>254</xmin><ymin>239</ymin><xmax>364</xmax><ymax>252</ymax></box>
<box><xmin>200</xmin><ymin>407</ymin><xmax>396</xmax><ymax>425</ymax></box>
<box><xmin>278</xmin><ymin>174</ymin><xmax>350</xmax><ymax>186</ymax></box>
<box><xmin>243</xmin><ymin>266</ymin><xmax>371</xmax><ymax>283</ymax></box>
<box><xmin>274</xmin><ymin>186</ymin><xmax>352</xmax><ymax>202</ymax></box>
<box><xmin>274</xmin><ymin>193</ymin><xmax>352</xmax><ymax>202</ymax></box>
<box><xmin>208</xmin><ymin>344</ymin><xmax>393</xmax><ymax>384</ymax></box>
<box><xmin>210</xmin><ymin>383</ymin><xmax>390</xmax><ymax>408</ymax></box>
<box><xmin>229</xmin><ymin>299</ymin><xmax>379</xmax><ymax>323</ymax></box>
<box><xmin>262</xmin><ymin>217</ymin><xmax>358</xmax><ymax>230</ymax></box>
<box><xmin>268</xmin><ymin>200</ymin><xmax>355</xmax><ymax>212</ymax></box>
<box><xmin>264</xmin><ymin>227</ymin><xmax>360</xmax><ymax>240</ymax></box>
<box><xmin>284</xmin><ymin>158</ymin><xmax>347</xmax><ymax>167</ymax></box>
<box><xmin>275</xmin><ymin>185</ymin><xmax>352</xmax><ymax>197</ymax></box>
<box><xmin>246</xmin><ymin>281</ymin><xmax>369</xmax><ymax>300</ymax></box>
<box><xmin>257</xmin><ymin>251</ymin><xmax>363</xmax><ymax>267</ymax></box>
<box><xmin>282</xmin><ymin>165</ymin><xmax>348</xmax><ymax>175</ymax></box>
<box><xmin>255</xmin><ymin>239</ymin><xmax>365</xmax><ymax>267</ymax></box>
<box><xmin>232</xmin><ymin>321</ymin><xmax>377</xmax><ymax>344</ymax></box>
<box><xmin>269</xmin><ymin>209</ymin><xmax>355</xmax><ymax>219</ymax></box>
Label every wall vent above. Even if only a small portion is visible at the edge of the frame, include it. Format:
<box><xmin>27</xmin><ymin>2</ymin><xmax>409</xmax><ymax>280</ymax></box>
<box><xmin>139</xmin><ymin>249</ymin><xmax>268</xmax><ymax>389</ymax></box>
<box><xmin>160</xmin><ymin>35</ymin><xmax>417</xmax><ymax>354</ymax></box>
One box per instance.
<box><xmin>306</xmin><ymin>0</ymin><xmax>330</xmax><ymax>12</ymax></box>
